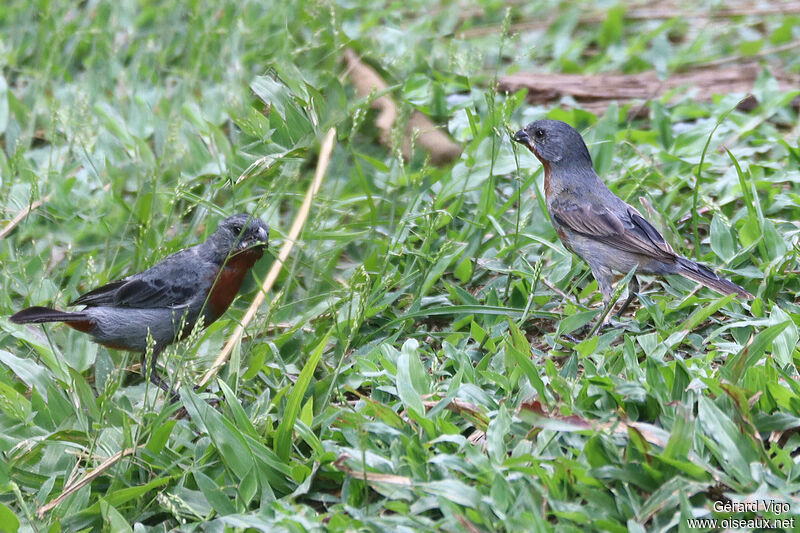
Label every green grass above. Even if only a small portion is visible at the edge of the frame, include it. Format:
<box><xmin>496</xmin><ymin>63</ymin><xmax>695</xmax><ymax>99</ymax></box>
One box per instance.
<box><xmin>1</xmin><ymin>0</ymin><xmax>800</xmax><ymax>531</ymax></box>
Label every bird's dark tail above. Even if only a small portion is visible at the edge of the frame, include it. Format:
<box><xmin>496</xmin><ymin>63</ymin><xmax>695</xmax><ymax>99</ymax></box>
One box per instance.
<box><xmin>675</xmin><ymin>257</ymin><xmax>753</xmax><ymax>299</ymax></box>
<box><xmin>10</xmin><ymin>306</ymin><xmax>90</xmax><ymax>325</ymax></box>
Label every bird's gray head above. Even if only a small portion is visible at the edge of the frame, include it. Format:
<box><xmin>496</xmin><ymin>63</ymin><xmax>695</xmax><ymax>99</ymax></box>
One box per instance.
<box><xmin>512</xmin><ymin>119</ymin><xmax>593</xmax><ymax>169</ymax></box>
<box><xmin>213</xmin><ymin>213</ymin><xmax>269</xmax><ymax>254</ymax></box>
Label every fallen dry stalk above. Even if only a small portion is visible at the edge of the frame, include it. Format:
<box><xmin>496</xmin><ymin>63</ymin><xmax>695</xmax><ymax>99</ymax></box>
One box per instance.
<box><xmin>422</xmin><ymin>398</ymin><xmax>488</xmax><ymax>425</ymax></box>
<box><xmin>457</xmin><ymin>3</ymin><xmax>800</xmax><ymax>39</ymax></box>
<box><xmin>38</xmin><ymin>447</ymin><xmax>137</xmax><ymax>517</ymax></box>
<box><xmin>343</xmin><ymin>49</ymin><xmax>462</xmax><ymax>165</ymax></box>
<box><xmin>333</xmin><ymin>454</ymin><xmax>413</xmax><ymax>486</ymax></box>
<box><xmin>198</xmin><ymin>128</ymin><xmax>337</xmax><ymax>388</ymax></box>
<box><xmin>0</xmin><ymin>195</ymin><xmax>52</xmax><ymax>240</ymax></box>
<box><xmin>499</xmin><ymin>63</ymin><xmax>800</xmax><ymax>116</ymax></box>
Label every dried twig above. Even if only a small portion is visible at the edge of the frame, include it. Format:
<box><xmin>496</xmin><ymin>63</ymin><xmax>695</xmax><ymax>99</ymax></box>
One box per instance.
<box><xmin>422</xmin><ymin>398</ymin><xmax>489</xmax><ymax>426</ymax></box>
<box><xmin>198</xmin><ymin>128</ymin><xmax>337</xmax><ymax>388</ymax></box>
<box><xmin>457</xmin><ymin>3</ymin><xmax>800</xmax><ymax>39</ymax></box>
<box><xmin>499</xmin><ymin>63</ymin><xmax>800</xmax><ymax>116</ymax></box>
<box><xmin>455</xmin><ymin>515</ymin><xmax>483</xmax><ymax>533</ymax></box>
<box><xmin>38</xmin><ymin>447</ymin><xmax>137</xmax><ymax>517</ymax></box>
<box><xmin>333</xmin><ymin>454</ymin><xmax>413</xmax><ymax>486</ymax></box>
<box><xmin>0</xmin><ymin>195</ymin><xmax>51</xmax><ymax>240</ymax></box>
<box><xmin>683</xmin><ymin>41</ymin><xmax>800</xmax><ymax>70</ymax></box>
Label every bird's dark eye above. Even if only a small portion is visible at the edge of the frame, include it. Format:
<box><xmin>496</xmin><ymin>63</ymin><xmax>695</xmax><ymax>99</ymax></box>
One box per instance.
<box><xmin>535</xmin><ymin>128</ymin><xmax>545</xmax><ymax>139</ymax></box>
<box><xmin>232</xmin><ymin>225</ymin><xmax>243</xmax><ymax>234</ymax></box>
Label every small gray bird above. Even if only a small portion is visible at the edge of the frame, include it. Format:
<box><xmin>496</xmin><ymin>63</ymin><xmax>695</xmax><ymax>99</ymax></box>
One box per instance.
<box><xmin>10</xmin><ymin>213</ymin><xmax>269</xmax><ymax>400</ymax></box>
<box><xmin>512</xmin><ymin>119</ymin><xmax>752</xmax><ymax>317</ymax></box>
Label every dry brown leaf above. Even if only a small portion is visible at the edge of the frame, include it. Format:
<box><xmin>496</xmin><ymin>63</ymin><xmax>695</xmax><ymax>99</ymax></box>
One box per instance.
<box><xmin>343</xmin><ymin>49</ymin><xmax>461</xmax><ymax>165</ymax></box>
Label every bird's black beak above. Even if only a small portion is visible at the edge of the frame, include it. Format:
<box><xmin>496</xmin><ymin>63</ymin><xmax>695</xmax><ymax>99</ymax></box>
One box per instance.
<box><xmin>236</xmin><ymin>226</ymin><xmax>270</xmax><ymax>252</ymax></box>
<box><xmin>513</xmin><ymin>129</ymin><xmax>529</xmax><ymax>145</ymax></box>
<box><xmin>257</xmin><ymin>226</ymin><xmax>269</xmax><ymax>245</ymax></box>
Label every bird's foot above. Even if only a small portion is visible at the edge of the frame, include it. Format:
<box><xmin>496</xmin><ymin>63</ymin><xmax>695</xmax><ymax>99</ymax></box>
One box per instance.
<box><xmin>173</xmin><ymin>395</ymin><xmax>221</xmax><ymax>420</ymax></box>
<box><xmin>148</xmin><ymin>372</ymin><xmax>181</xmax><ymax>404</ymax></box>
<box><xmin>587</xmin><ymin>312</ymin><xmax>635</xmax><ymax>337</ymax></box>
<box><xmin>598</xmin><ymin>316</ymin><xmax>628</xmax><ymax>331</ymax></box>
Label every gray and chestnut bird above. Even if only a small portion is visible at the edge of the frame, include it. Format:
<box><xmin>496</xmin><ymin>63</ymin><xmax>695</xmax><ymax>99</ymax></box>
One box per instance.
<box><xmin>512</xmin><ymin>119</ymin><xmax>752</xmax><ymax>316</ymax></box>
<box><xmin>10</xmin><ymin>214</ymin><xmax>269</xmax><ymax>400</ymax></box>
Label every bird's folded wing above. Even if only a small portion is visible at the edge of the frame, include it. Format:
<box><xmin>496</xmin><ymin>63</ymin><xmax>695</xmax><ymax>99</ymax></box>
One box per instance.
<box><xmin>550</xmin><ymin>199</ymin><xmax>675</xmax><ymax>260</ymax></box>
<box><xmin>113</xmin><ymin>278</ymin><xmax>195</xmax><ymax>308</ymax></box>
<box><xmin>69</xmin><ymin>276</ymin><xmax>197</xmax><ymax>309</ymax></box>
<box><xmin>69</xmin><ymin>251</ymin><xmax>209</xmax><ymax>309</ymax></box>
<box><xmin>69</xmin><ymin>280</ymin><xmax>127</xmax><ymax>306</ymax></box>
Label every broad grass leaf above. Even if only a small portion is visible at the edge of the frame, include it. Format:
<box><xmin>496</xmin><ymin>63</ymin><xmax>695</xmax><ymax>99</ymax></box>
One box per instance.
<box><xmin>182</xmin><ymin>389</ymin><xmax>256</xmax><ymax>480</ymax></box>
<box><xmin>422</xmin><ymin>479</ymin><xmax>480</xmax><ymax>508</ymax></box>
<box><xmin>0</xmin><ymin>382</ymin><xmax>31</xmax><ymax>422</ymax></box>
<box><xmin>454</xmin><ymin>258</ymin><xmax>473</xmax><ymax>283</ymax></box>
<box><xmin>0</xmin><ymin>502</ymin><xmax>19</xmax><ymax>533</ymax></box>
<box><xmin>710</xmin><ymin>214</ymin><xmax>734</xmax><ymax>262</ymax></box>
<box><xmin>575</xmin><ymin>335</ymin><xmax>599</xmax><ymax>357</ymax></box>
<box><xmin>100</xmin><ymin>500</ymin><xmax>133</xmax><ymax>533</ymax></box>
<box><xmin>103</xmin><ymin>478</ymin><xmax>171</xmax><ymax>508</ymax></box>
<box><xmin>2</xmin><ymin>325</ymin><xmax>70</xmax><ymax>384</ymax></box>
<box><xmin>241</xmin><ymin>434</ymin><xmax>293</xmax><ymax>495</ymax></box>
<box><xmin>274</xmin><ymin>330</ymin><xmax>329</xmax><ymax>461</ymax></box>
<box><xmin>0</xmin><ymin>74</ymin><xmax>7</xmax><ymax>135</ymax></box>
<box><xmin>769</xmin><ymin>306</ymin><xmax>798</xmax><ymax>366</ymax></box>
<box><xmin>195</xmin><ymin>470</ymin><xmax>237</xmax><ymax>516</ymax></box>
<box><xmin>506</xmin><ymin>322</ymin><xmax>548</xmax><ymax>404</ymax></box>
<box><xmin>556</xmin><ymin>309</ymin><xmax>598</xmax><ymax>337</ymax></box>
<box><xmin>662</xmin><ymin>404</ymin><xmax>695</xmax><ymax>460</ymax></box>
<box><xmin>0</xmin><ymin>350</ymin><xmax>53</xmax><ymax>402</ymax></box>
<box><xmin>723</xmin><ymin>321</ymin><xmax>791</xmax><ymax>383</ymax></box>
<box><xmin>238</xmin><ymin>466</ymin><xmax>258</xmax><ymax>507</ymax></box>
<box><xmin>419</xmin><ymin>241</ymin><xmax>466</xmax><ymax>298</ymax></box>
<box><xmin>637</xmin><ymin>477</ymin><xmax>709</xmax><ymax>523</ymax></box>
<box><xmin>396</xmin><ymin>338</ymin><xmax>428</xmax><ymax>416</ymax></box>
<box><xmin>218</xmin><ymin>380</ymin><xmax>259</xmax><ymax>439</ymax></box>
<box><xmin>762</xmin><ymin>219</ymin><xmax>788</xmax><ymax>260</ymax></box>
<box><xmin>674</xmin><ymin>294</ymin><xmax>735</xmax><ymax>334</ymax></box>
<box><xmin>486</xmin><ymin>405</ymin><xmax>511</xmax><ymax>464</ymax></box>
<box><xmin>697</xmin><ymin>397</ymin><xmax>758</xmax><ymax>484</ymax></box>
<box><xmin>739</xmin><ymin>215</ymin><xmax>761</xmax><ymax>248</ymax></box>
<box><xmin>651</xmin><ymin>101</ymin><xmax>673</xmax><ymax>150</ymax></box>
<box><xmin>599</xmin><ymin>4</ymin><xmax>626</xmax><ymax>49</ymax></box>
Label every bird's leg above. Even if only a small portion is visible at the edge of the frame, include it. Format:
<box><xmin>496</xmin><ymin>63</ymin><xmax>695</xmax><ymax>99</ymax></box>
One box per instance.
<box><xmin>616</xmin><ymin>275</ymin><xmax>639</xmax><ymax>317</ymax></box>
<box><xmin>595</xmin><ymin>298</ymin><xmax>615</xmax><ymax>331</ymax></box>
<box><xmin>596</xmin><ymin>269</ymin><xmax>615</xmax><ymax>319</ymax></box>
<box><xmin>141</xmin><ymin>347</ymin><xmax>181</xmax><ymax>403</ymax></box>
<box><xmin>585</xmin><ymin>266</ymin><xmax>619</xmax><ymax>335</ymax></box>
<box><xmin>150</xmin><ymin>372</ymin><xmax>181</xmax><ymax>404</ymax></box>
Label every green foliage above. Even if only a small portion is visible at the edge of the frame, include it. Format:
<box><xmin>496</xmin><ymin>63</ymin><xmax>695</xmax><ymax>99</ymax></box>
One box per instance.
<box><xmin>1</xmin><ymin>0</ymin><xmax>799</xmax><ymax>530</ymax></box>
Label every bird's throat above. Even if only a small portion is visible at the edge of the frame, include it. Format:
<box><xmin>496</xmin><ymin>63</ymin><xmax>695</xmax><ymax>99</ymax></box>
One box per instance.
<box><xmin>542</xmin><ymin>162</ymin><xmax>552</xmax><ymax>198</ymax></box>
<box><xmin>526</xmin><ymin>144</ymin><xmax>552</xmax><ymax>197</ymax></box>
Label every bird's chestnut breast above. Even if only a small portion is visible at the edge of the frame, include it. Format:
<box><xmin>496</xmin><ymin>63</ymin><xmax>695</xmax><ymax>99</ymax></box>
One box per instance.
<box><xmin>206</xmin><ymin>248</ymin><xmax>264</xmax><ymax>318</ymax></box>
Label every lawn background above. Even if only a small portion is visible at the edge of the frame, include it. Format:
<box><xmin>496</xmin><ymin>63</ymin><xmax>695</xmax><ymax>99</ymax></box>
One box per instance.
<box><xmin>1</xmin><ymin>1</ymin><xmax>799</xmax><ymax>531</ymax></box>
